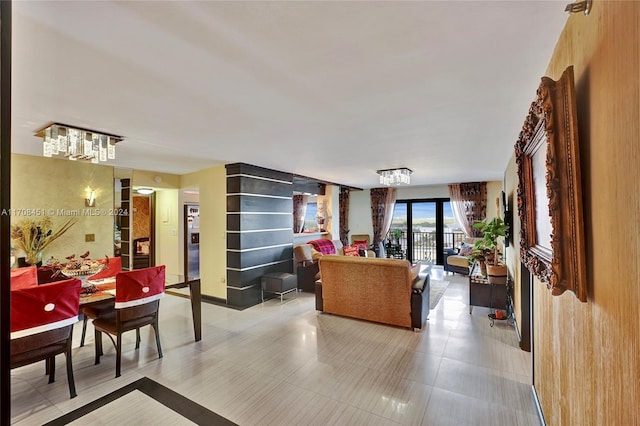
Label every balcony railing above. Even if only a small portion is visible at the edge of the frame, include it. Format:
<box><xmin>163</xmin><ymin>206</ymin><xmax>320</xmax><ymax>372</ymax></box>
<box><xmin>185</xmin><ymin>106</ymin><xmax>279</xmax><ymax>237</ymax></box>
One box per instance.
<box><xmin>385</xmin><ymin>230</ymin><xmax>466</xmax><ymax>262</ymax></box>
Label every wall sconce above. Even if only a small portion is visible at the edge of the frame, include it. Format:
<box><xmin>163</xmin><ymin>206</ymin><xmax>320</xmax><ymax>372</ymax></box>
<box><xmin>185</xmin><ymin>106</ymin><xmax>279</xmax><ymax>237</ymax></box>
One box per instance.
<box><xmin>85</xmin><ymin>188</ymin><xmax>96</xmax><ymax>207</ymax></box>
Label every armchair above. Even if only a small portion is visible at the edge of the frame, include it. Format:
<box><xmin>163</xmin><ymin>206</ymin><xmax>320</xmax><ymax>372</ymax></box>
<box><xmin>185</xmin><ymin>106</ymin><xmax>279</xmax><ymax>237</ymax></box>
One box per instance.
<box><xmin>444</xmin><ymin>237</ymin><xmax>481</xmax><ymax>275</ymax></box>
<box><xmin>293</xmin><ymin>244</ymin><xmax>319</xmax><ymax>292</ymax></box>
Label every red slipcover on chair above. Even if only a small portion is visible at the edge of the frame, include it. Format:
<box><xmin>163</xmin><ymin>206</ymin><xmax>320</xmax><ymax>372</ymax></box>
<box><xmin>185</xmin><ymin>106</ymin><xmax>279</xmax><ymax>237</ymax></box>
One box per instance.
<box><xmin>93</xmin><ymin>265</ymin><xmax>166</xmax><ymax>377</ymax></box>
<box><xmin>80</xmin><ymin>257</ymin><xmax>123</xmax><ymax>347</ymax></box>
<box><xmin>10</xmin><ymin>278</ymin><xmax>82</xmax><ymax>398</ymax></box>
<box><xmin>87</xmin><ymin>256</ymin><xmax>122</xmax><ymax>283</ymax></box>
<box><xmin>10</xmin><ymin>266</ymin><xmax>38</xmax><ymax>290</ymax></box>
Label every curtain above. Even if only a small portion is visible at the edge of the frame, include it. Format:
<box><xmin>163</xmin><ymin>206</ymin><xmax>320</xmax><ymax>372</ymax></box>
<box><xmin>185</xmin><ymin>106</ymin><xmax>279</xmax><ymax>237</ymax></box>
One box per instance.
<box><xmin>339</xmin><ymin>187</ymin><xmax>350</xmax><ymax>246</ymax></box>
<box><xmin>448</xmin><ymin>182</ymin><xmax>487</xmax><ymax>237</ymax></box>
<box><xmin>370</xmin><ymin>187</ymin><xmax>397</xmax><ymax>247</ymax></box>
<box><xmin>292</xmin><ymin>194</ymin><xmax>308</xmax><ymax>233</ymax></box>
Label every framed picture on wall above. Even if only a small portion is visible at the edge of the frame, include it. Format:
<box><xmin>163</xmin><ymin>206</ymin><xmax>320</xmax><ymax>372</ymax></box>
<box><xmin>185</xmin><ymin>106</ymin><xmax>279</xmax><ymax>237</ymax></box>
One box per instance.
<box><xmin>515</xmin><ymin>66</ymin><xmax>587</xmax><ymax>302</ymax></box>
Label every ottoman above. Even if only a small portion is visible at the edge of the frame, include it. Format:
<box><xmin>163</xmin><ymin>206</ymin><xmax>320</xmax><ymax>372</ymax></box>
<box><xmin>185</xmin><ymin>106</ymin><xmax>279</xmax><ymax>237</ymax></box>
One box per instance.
<box><xmin>261</xmin><ymin>272</ymin><xmax>298</xmax><ymax>302</ymax></box>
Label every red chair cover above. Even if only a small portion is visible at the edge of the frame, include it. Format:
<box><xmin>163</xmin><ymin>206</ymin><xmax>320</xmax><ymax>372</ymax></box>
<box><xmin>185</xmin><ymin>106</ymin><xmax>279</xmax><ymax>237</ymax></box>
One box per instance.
<box><xmin>87</xmin><ymin>257</ymin><xmax>123</xmax><ymax>281</ymax></box>
<box><xmin>11</xmin><ymin>278</ymin><xmax>82</xmax><ymax>339</ymax></box>
<box><xmin>10</xmin><ymin>266</ymin><xmax>38</xmax><ymax>290</ymax></box>
<box><xmin>115</xmin><ymin>265</ymin><xmax>165</xmax><ymax>309</ymax></box>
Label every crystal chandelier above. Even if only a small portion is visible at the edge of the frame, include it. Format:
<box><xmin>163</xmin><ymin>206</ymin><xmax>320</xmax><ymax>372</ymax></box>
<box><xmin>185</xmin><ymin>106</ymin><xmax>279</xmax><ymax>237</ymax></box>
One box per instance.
<box><xmin>377</xmin><ymin>168</ymin><xmax>412</xmax><ymax>186</ymax></box>
<box><xmin>36</xmin><ymin>123</ymin><xmax>123</xmax><ymax>164</ymax></box>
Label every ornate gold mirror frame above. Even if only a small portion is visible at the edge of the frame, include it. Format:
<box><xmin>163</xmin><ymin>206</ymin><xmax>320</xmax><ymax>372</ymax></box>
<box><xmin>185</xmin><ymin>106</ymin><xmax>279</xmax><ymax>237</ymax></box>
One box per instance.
<box><xmin>515</xmin><ymin>66</ymin><xmax>587</xmax><ymax>302</ymax></box>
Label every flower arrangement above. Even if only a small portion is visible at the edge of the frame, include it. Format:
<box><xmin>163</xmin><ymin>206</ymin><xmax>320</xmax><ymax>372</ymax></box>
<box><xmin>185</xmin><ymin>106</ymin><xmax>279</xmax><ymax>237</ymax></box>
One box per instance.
<box><xmin>10</xmin><ymin>217</ymin><xmax>77</xmax><ymax>265</ymax></box>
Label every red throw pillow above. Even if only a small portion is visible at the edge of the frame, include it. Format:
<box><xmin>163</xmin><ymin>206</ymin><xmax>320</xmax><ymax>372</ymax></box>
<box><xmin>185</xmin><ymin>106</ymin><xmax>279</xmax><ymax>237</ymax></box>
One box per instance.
<box><xmin>343</xmin><ymin>245</ymin><xmax>360</xmax><ymax>257</ymax></box>
<box><xmin>353</xmin><ymin>240</ymin><xmax>369</xmax><ymax>251</ymax></box>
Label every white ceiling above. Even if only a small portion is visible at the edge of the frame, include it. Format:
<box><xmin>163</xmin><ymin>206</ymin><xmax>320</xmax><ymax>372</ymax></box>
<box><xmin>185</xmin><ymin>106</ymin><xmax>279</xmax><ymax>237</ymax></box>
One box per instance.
<box><xmin>11</xmin><ymin>1</ymin><xmax>568</xmax><ymax>189</ymax></box>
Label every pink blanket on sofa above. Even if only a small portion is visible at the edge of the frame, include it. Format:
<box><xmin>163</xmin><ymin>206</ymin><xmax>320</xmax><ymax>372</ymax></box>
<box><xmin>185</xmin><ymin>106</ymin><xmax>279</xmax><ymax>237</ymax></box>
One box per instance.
<box><xmin>308</xmin><ymin>239</ymin><xmax>336</xmax><ymax>255</ymax></box>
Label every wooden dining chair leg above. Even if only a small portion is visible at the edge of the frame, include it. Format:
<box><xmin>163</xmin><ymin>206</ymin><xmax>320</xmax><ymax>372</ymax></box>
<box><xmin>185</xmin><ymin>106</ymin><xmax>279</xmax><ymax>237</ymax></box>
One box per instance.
<box><xmin>115</xmin><ymin>333</ymin><xmax>122</xmax><ymax>378</ymax></box>
<box><xmin>135</xmin><ymin>328</ymin><xmax>141</xmax><ymax>349</ymax></box>
<box><xmin>94</xmin><ymin>329</ymin><xmax>103</xmax><ymax>365</ymax></box>
<box><xmin>153</xmin><ymin>321</ymin><xmax>163</xmax><ymax>358</ymax></box>
<box><xmin>47</xmin><ymin>357</ymin><xmax>56</xmax><ymax>383</ymax></box>
<box><xmin>65</xmin><ymin>340</ymin><xmax>77</xmax><ymax>398</ymax></box>
<box><xmin>80</xmin><ymin>315</ymin><xmax>89</xmax><ymax>347</ymax></box>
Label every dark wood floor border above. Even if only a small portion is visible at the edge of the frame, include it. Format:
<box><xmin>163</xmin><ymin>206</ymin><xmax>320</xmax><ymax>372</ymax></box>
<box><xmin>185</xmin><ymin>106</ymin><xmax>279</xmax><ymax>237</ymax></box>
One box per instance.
<box><xmin>43</xmin><ymin>377</ymin><xmax>237</xmax><ymax>426</ymax></box>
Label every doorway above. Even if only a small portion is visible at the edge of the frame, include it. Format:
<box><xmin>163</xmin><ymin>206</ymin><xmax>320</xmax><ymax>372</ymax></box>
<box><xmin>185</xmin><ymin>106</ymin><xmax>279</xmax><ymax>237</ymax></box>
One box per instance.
<box><xmin>389</xmin><ymin>198</ymin><xmax>463</xmax><ymax>264</ymax></box>
<box><xmin>131</xmin><ymin>191</ymin><xmax>155</xmax><ymax>269</ymax></box>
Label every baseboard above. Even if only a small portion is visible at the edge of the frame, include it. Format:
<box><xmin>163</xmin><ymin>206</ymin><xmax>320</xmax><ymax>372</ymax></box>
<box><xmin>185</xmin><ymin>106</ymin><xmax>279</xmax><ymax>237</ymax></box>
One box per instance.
<box><xmin>201</xmin><ymin>294</ymin><xmax>227</xmax><ymax>304</ymax></box>
<box><xmin>532</xmin><ymin>385</ymin><xmax>547</xmax><ymax>426</ymax></box>
<box><xmin>514</xmin><ymin>317</ymin><xmax>522</xmax><ymax>342</ymax></box>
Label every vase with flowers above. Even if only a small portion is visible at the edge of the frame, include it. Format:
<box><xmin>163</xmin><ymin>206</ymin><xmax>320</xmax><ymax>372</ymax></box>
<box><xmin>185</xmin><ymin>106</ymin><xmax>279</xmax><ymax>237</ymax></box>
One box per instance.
<box><xmin>11</xmin><ymin>217</ymin><xmax>77</xmax><ymax>266</ymax></box>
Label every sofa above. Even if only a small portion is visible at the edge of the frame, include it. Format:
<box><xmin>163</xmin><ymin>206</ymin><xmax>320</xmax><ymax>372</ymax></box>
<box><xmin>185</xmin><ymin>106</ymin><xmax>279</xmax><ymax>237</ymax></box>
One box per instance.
<box><xmin>315</xmin><ymin>255</ymin><xmax>430</xmax><ymax>330</ymax></box>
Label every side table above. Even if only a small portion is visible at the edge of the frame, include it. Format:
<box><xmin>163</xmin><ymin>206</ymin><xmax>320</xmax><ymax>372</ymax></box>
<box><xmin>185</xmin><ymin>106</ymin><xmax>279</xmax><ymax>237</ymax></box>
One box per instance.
<box><xmin>468</xmin><ymin>262</ymin><xmax>508</xmax><ymax>314</ymax></box>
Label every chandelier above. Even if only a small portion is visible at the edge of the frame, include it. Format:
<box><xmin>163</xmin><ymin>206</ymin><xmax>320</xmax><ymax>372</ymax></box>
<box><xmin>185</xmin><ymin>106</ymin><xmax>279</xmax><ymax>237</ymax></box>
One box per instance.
<box><xmin>377</xmin><ymin>168</ymin><xmax>412</xmax><ymax>186</ymax></box>
<box><xmin>35</xmin><ymin>123</ymin><xmax>123</xmax><ymax>164</ymax></box>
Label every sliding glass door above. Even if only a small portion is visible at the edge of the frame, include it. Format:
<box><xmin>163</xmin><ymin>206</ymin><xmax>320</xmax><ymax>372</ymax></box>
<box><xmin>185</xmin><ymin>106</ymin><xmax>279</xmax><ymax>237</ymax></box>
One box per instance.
<box><xmin>389</xmin><ymin>198</ymin><xmax>464</xmax><ymax>264</ymax></box>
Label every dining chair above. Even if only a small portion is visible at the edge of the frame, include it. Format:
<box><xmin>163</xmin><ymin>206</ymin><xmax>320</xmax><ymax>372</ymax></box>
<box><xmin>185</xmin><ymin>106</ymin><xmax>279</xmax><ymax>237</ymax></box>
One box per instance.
<box><xmin>93</xmin><ymin>265</ymin><xmax>166</xmax><ymax>378</ymax></box>
<box><xmin>10</xmin><ymin>266</ymin><xmax>38</xmax><ymax>290</ymax></box>
<box><xmin>10</xmin><ymin>278</ymin><xmax>82</xmax><ymax>398</ymax></box>
<box><xmin>80</xmin><ymin>256</ymin><xmax>122</xmax><ymax>347</ymax></box>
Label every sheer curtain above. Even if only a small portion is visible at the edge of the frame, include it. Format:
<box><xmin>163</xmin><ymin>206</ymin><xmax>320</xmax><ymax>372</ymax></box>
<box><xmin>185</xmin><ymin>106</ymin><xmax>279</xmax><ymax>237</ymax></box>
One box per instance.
<box><xmin>448</xmin><ymin>182</ymin><xmax>487</xmax><ymax>237</ymax></box>
<box><xmin>370</xmin><ymin>188</ymin><xmax>397</xmax><ymax>251</ymax></box>
<box><xmin>292</xmin><ymin>194</ymin><xmax>309</xmax><ymax>233</ymax></box>
<box><xmin>339</xmin><ymin>187</ymin><xmax>350</xmax><ymax>246</ymax></box>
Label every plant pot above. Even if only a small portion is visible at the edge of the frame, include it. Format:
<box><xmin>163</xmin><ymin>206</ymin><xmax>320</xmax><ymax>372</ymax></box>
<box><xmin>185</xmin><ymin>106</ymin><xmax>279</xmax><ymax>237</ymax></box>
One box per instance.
<box><xmin>487</xmin><ymin>263</ymin><xmax>508</xmax><ymax>285</ymax></box>
<box><xmin>478</xmin><ymin>260</ymin><xmax>487</xmax><ymax>277</ymax></box>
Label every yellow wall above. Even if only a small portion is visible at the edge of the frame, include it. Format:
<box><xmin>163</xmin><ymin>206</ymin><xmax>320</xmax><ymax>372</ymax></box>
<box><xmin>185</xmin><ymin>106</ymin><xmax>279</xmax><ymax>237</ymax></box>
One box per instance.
<box><xmin>11</xmin><ymin>154</ymin><xmax>114</xmax><ymax>263</ymax></box>
<box><xmin>132</xmin><ymin>170</ymin><xmax>181</xmax><ymax>189</ymax></box>
<box><xmin>155</xmin><ymin>189</ymin><xmax>181</xmax><ymax>283</ymax></box>
<box><xmin>181</xmin><ymin>166</ymin><xmax>227</xmax><ymax>299</ymax></box>
<box><xmin>507</xmin><ymin>3</ymin><xmax>640</xmax><ymax>424</ymax></box>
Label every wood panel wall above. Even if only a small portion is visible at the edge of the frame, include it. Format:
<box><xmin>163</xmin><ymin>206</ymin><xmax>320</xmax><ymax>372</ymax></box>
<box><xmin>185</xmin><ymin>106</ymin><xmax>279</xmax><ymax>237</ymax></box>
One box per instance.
<box><xmin>225</xmin><ymin>163</ymin><xmax>294</xmax><ymax>308</ymax></box>
<box><xmin>507</xmin><ymin>2</ymin><xmax>639</xmax><ymax>424</ymax></box>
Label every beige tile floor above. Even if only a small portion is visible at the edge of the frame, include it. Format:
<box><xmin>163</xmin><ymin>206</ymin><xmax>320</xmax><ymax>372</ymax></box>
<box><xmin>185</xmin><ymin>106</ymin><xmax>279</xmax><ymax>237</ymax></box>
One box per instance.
<box><xmin>10</xmin><ymin>267</ymin><xmax>538</xmax><ymax>425</ymax></box>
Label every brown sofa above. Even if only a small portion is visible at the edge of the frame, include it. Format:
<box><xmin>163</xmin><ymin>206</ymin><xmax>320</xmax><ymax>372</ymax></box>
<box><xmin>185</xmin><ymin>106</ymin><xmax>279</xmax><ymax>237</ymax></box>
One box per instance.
<box><xmin>315</xmin><ymin>256</ymin><xmax>430</xmax><ymax>330</ymax></box>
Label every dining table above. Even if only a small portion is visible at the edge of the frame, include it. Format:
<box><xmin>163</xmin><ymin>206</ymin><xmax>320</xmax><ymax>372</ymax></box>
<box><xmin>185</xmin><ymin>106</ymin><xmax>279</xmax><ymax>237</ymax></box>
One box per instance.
<box><xmin>76</xmin><ymin>274</ymin><xmax>202</xmax><ymax>343</ymax></box>
<box><xmin>78</xmin><ymin>278</ymin><xmax>116</xmax><ymax>307</ymax></box>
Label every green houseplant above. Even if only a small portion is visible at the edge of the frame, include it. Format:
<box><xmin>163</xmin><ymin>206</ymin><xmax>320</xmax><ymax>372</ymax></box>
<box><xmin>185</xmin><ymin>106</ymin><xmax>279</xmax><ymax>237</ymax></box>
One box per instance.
<box><xmin>472</xmin><ymin>217</ymin><xmax>509</xmax><ymax>283</ymax></box>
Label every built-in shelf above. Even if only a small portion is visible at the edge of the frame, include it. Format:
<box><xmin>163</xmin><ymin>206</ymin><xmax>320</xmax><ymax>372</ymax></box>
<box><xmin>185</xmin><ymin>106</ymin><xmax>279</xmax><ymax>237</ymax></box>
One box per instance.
<box><xmin>293</xmin><ymin>231</ymin><xmax>329</xmax><ymax>245</ymax></box>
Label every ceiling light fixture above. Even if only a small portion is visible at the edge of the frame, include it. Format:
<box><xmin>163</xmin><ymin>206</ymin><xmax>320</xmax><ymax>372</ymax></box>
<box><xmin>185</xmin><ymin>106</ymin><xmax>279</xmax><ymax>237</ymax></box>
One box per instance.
<box><xmin>35</xmin><ymin>122</ymin><xmax>123</xmax><ymax>164</ymax></box>
<box><xmin>377</xmin><ymin>168</ymin><xmax>412</xmax><ymax>186</ymax></box>
<box><xmin>136</xmin><ymin>188</ymin><xmax>154</xmax><ymax>195</ymax></box>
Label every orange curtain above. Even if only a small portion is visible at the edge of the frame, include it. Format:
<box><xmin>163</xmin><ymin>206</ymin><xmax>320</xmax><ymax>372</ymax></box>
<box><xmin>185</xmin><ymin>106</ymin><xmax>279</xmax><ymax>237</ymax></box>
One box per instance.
<box><xmin>448</xmin><ymin>182</ymin><xmax>487</xmax><ymax>237</ymax></box>
<box><xmin>292</xmin><ymin>194</ymin><xmax>308</xmax><ymax>233</ymax></box>
<box><xmin>370</xmin><ymin>188</ymin><xmax>397</xmax><ymax>248</ymax></box>
<box><xmin>339</xmin><ymin>187</ymin><xmax>350</xmax><ymax>246</ymax></box>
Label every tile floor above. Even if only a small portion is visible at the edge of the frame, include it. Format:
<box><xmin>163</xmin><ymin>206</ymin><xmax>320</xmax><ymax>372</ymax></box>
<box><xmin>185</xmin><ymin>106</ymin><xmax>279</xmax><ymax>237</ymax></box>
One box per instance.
<box><xmin>10</xmin><ymin>267</ymin><xmax>539</xmax><ymax>425</ymax></box>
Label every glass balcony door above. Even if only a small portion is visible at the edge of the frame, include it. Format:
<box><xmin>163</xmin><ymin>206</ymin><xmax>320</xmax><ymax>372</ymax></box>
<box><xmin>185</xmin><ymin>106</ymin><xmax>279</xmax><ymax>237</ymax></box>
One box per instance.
<box><xmin>389</xmin><ymin>199</ymin><xmax>464</xmax><ymax>264</ymax></box>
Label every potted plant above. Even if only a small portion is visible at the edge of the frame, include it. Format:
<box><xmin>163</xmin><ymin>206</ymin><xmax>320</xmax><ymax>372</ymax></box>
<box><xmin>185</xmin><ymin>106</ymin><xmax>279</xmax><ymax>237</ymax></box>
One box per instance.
<box><xmin>11</xmin><ymin>217</ymin><xmax>77</xmax><ymax>266</ymax></box>
<box><xmin>392</xmin><ymin>229</ymin><xmax>402</xmax><ymax>245</ymax></box>
<box><xmin>473</xmin><ymin>217</ymin><xmax>509</xmax><ymax>283</ymax></box>
<box><xmin>466</xmin><ymin>246</ymin><xmax>489</xmax><ymax>276</ymax></box>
